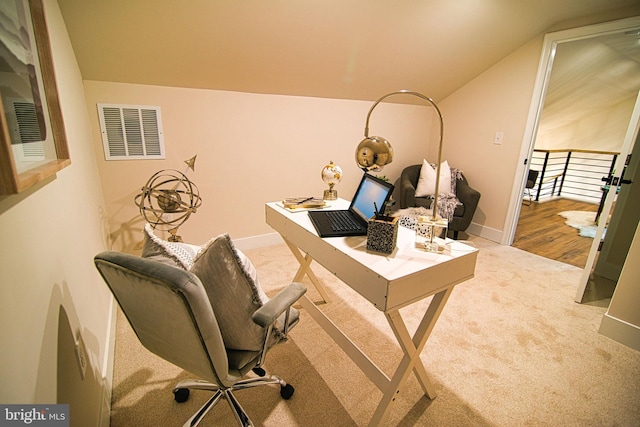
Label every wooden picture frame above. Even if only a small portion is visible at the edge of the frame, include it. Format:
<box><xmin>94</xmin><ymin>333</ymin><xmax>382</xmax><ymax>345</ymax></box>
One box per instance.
<box><xmin>0</xmin><ymin>0</ymin><xmax>70</xmax><ymax>195</ymax></box>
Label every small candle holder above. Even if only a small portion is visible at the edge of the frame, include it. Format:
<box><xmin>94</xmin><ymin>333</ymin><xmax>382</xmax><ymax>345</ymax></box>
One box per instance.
<box><xmin>415</xmin><ymin>215</ymin><xmax>448</xmax><ymax>253</ymax></box>
<box><xmin>367</xmin><ymin>216</ymin><xmax>399</xmax><ymax>254</ymax></box>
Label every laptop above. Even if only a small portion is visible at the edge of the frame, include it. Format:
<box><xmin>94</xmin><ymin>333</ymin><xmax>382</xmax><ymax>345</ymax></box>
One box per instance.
<box><xmin>308</xmin><ymin>173</ymin><xmax>395</xmax><ymax>237</ymax></box>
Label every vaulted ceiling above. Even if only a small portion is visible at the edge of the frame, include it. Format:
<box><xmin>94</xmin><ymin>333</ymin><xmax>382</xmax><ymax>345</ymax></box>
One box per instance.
<box><xmin>57</xmin><ymin>0</ymin><xmax>640</xmax><ymax>104</ymax></box>
<box><xmin>540</xmin><ymin>32</ymin><xmax>640</xmax><ymax>134</ymax></box>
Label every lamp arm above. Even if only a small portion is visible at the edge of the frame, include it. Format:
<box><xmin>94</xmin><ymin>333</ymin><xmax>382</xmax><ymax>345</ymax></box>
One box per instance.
<box><xmin>364</xmin><ymin>90</ymin><xmax>444</xmax><ymax>220</ymax></box>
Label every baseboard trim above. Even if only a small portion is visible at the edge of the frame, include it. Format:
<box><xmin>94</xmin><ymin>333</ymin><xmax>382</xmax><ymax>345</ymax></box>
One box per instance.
<box><xmin>466</xmin><ymin>222</ymin><xmax>503</xmax><ymax>244</ymax></box>
<box><xmin>599</xmin><ymin>312</ymin><xmax>640</xmax><ymax>352</ymax></box>
<box><xmin>99</xmin><ymin>297</ymin><xmax>117</xmax><ymax>427</ymax></box>
<box><xmin>233</xmin><ymin>232</ymin><xmax>284</xmax><ymax>251</ymax></box>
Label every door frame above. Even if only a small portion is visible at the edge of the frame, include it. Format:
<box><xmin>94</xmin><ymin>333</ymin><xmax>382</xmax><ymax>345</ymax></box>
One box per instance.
<box><xmin>505</xmin><ymin>16</ymin><xmax>640</xmax><ymax>246</ymax></box>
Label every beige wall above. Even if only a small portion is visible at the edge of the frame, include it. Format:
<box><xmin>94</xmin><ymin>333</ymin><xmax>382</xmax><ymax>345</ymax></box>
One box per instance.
<box><xmin>83</xmin><ymin>82</ymin><xmax>435</xmax><ymax>250</ymax></box>
<box><xmin>440</xmin><ymin>13</ymin><xmax>640</xmax><ymax>242</ymax></box>
<box><xmin>0</xmin><ymin>1</ymin><xmax>112</xmax><ymax>425</ymax></box>
<box><xmin>85</xmin><ymin>13</ymin><xmax>640</xmax><ymax>249</ymax></box>
<box><xmin>438</xmin><ymin>37</ymin><xmax>544</xmax><ymax>241</ymax></box>
<box><xmin>85</xmin><ymin>34</ymin><xmax>546</xmax><ymax>249</ymax></box>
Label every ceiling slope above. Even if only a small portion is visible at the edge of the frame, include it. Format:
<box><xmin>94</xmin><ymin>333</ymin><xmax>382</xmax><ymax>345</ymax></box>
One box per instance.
<box><xmin>57</xmin><ymin>0</ymin><xmax>640</xmax><ymax>103</ymax></box>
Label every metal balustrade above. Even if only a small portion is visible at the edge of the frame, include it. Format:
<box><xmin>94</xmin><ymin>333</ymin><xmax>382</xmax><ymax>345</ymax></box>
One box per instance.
<box><xmin>527</xmin><ymin>149</ymin><xmax>619</xmax><ymax>204</ymax></box>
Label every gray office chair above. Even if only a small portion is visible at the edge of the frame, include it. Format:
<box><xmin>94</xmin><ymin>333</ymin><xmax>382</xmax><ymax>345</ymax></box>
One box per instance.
<box><xmin>94</xmin><ymin>250</ymin><xmax>306</xmax><ymax>427</ymax></box>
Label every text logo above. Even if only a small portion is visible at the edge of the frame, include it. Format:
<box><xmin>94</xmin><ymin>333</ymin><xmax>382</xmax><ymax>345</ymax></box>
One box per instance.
<box><xmin>0</xmin><ymin>405</ymin><xmax>69</xmax><ymax>427</ymax></box>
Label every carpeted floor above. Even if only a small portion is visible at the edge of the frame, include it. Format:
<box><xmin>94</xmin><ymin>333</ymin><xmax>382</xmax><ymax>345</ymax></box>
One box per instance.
<box><xmin>109</xmin><ymin>236</ymin><xmax>640</xmax><ymax>426</ymax></box>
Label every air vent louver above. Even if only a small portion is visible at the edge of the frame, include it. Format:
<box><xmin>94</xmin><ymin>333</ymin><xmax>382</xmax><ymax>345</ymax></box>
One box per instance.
<box><xmin>98</xmin><ymin>104</ymin><xmax>165</xmax><ymax>160</ymax></box>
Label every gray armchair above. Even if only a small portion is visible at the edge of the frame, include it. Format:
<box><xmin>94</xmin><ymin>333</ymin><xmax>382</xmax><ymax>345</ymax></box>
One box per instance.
<box><xmin>94</xmin><ymin>246</ymin><xmax>306</xmax><ymax>427</ymax></box>
<box><xmin>399</xmin><ymin>164</ymin><xmax>481</xmax><ymax>239</ymax></box>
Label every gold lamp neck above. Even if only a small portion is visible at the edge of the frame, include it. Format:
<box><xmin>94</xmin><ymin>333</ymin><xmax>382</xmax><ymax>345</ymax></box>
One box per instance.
<box><xmin>363</xmin><ymin>90</ymin><xmax>445</xmax><ymax>220</ymax></box>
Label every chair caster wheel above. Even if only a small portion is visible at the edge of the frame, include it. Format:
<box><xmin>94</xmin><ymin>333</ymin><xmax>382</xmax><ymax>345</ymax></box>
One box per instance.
<box><xmin>174</xmin><ymin>388</ymin><xmax>190</xmax><ymax>403</ymax></box>
<box><xmin>252</xmin><ymin>367</ymin><xmax>266</xmax><ymax>377</ymax></box>
<box><xmin>280</xmin><ymin>384</ymin><xmax>294</xmax><ymax>400</ymax></box>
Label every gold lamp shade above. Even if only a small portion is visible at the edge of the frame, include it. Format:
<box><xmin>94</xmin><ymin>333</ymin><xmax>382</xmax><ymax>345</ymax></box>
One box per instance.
<box><xmin>355</xmin><ymin>136</ymin><xmax>394</xmax><ymax>172</ymax></box>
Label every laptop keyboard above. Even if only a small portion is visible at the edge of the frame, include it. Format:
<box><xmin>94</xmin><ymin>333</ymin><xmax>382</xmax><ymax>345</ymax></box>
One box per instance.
<box><xmin>326</xmin><ymin>210</ymin><xmax>363</xmax><ymax>232</ymax></box>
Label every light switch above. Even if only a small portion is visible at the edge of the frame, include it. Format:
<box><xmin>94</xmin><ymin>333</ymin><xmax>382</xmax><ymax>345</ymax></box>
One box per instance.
<box><xmin>494</xmin><ymin>131</ymin><xmax>504</xmax><ymax>145</ymax></box>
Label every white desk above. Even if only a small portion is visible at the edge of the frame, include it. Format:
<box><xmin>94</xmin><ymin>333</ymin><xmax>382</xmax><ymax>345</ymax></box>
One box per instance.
<box><xmin>265</xmin><ymin>199</ymin><xmax>478</xmax><ymax>426</ymax></box>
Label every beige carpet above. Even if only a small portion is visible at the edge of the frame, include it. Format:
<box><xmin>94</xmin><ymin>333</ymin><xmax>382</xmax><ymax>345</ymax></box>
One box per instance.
<box><xmin>110</xmin><ymin>237</ymin><xmax>640</xmax><ymax>426</ymax></box>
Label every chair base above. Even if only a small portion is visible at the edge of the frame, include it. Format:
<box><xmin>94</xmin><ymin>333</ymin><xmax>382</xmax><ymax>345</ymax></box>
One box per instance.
<box><xmin>523</xmin><ymin>188</ymin><xmax>536</xmax><ymax>206</ymax></box>
<box><xmin>173</xmin><ymin>372</ymin><xmax>293</xmax><ymax>427</ymax></box>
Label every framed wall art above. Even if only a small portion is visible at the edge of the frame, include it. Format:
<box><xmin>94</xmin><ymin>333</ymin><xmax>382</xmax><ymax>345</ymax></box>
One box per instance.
<box><xmin>0</xmin><ymin>0</ymin><xmax>70</xmax><ymax>195</ymax></box>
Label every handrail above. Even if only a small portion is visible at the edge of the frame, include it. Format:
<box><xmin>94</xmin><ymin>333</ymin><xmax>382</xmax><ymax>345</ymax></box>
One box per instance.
<box><xmin>533</xmin><ymin>148</ymin><xmax>619</xmax><ymax>156</ymax></box>
<box><xmin>541</xmin><ymin>173</ymin><xmax>563</xmax><ymax>184</ymax></box>
<box><xmin>528</xmin><ymin>149</ymin><xmax>620</xmax><ymax>204</ymax></box>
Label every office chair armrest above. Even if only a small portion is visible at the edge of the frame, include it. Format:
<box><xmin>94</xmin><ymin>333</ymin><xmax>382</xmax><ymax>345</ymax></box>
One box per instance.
<box><xmin>252</xmin><ymin>282</ymin><xmax>307</xmax><ymax>328</ymax></box>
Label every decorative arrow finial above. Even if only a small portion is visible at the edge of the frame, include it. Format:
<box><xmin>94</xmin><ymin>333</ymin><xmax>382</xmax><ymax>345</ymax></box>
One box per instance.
<box><xmin>184</xmin><ymin>155</ymin><xmax>197</xmax><ymax>172</ymax></box>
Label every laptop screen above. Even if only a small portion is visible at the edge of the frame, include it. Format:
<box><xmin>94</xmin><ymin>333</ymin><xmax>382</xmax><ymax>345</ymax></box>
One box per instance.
<box><xmin>351</xmin><ymin>173</ymin><xmax>394</xmax><ymax>221</ymax></box>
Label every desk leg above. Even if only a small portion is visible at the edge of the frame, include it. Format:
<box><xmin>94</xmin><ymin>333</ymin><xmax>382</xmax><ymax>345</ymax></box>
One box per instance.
<box><xmin>283</xmin><ymin>238</ymin><xmax>330</xmax><ymax>303</ymax></box>
<box><xmin>370</xmin><ymin>287</ymin><xmax>453</xmax><ymax>426</ymax></box>
<box><xmin>300</xmin><ymin>284</ymin><xmax>453</xmax><ymax>426</ymax></box>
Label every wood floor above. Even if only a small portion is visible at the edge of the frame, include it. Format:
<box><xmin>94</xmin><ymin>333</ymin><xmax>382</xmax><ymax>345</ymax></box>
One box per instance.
<box><xmin>512</xmin><ymin>198</ymin><xmax>598</xmax><ymax>268</ymax></box>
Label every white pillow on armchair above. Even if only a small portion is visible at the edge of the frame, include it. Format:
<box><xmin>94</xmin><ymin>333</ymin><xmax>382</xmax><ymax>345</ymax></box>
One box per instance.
<box><xmin>415</xmin><ymin>159</ymin><xmax>453</xmax><ymax>197</ymax></box>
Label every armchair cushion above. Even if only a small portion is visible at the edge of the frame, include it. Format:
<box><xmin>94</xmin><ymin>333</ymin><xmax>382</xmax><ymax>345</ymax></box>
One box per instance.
<box><xmin>415</xmin><ymin>159</ymin><xmax>454</xmax><ymax>197</ymax></box>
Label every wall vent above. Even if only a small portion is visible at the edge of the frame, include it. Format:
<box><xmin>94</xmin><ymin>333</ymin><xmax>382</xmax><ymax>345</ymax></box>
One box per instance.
<box><xmin>14</xmin><ymin>101</ymin><xmax>44</xmax><ymax>144</ymax></box>
<box><xmin>4</xmin><ymin>99</ymin><xmax>46</xmax><ymax>162</ymax></box>
<box><xmin>97</xmin><ymin>103</ymin><xmax>165</xmax><ymax>160</ymax></box>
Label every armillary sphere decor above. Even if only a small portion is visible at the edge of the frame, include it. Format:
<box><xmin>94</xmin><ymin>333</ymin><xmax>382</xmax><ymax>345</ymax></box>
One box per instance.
<box><xmin>135</xmin><ymin>155</ymin><xmax>202</xmax><ymax>242</ymax></box>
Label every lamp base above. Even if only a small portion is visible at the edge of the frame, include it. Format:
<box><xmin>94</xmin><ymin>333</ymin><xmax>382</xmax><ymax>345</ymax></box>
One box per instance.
<box><xmin>323</xmin><ymin>189</ymin><xmax>338</xmax><ymax>200</ymax></box>
<box><xmin>422</xmin><ymin>240</ymin><xmax>446</xmax><ymax>253</ymax></box>
<box><xmin>415</xmin><ymin>216</ymin><xmax>448</xmax><ymax>253</ymax></box>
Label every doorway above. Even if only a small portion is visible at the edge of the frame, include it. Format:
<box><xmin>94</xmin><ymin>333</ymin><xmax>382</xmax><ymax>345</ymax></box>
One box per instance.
<box><xmin>513</xmin><ymin>198</ymin><xmax>597</xmax><ymax>268</ymax></box>
<box><xmin>509</xmin><ymin>17</ymin><xmax>640</xmax><ymax>272</ymax></box>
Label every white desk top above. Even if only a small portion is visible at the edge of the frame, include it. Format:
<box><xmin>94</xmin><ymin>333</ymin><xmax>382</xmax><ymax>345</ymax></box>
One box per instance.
<box><xmin>266</xmin><ymin>199</ymin><xmax>478</xmax><ymax>311</ymax></box>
